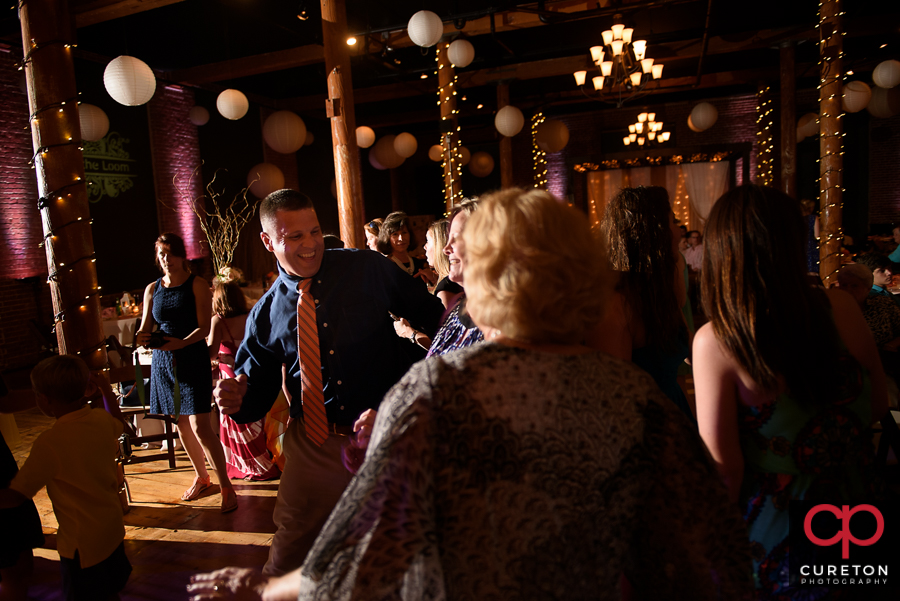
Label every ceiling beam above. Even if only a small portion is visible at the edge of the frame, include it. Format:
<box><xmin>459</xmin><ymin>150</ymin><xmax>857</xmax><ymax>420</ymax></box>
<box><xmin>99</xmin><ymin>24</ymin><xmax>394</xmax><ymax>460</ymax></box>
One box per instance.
<box><xmin>164</xmin><ymin>45</ymin><xmax>325</xmax><ymax>85</ymax></box>
<box><xmin>72</xmin><ymin>0</ymin><xmax>188</xmax><ymax>28</ymax></box>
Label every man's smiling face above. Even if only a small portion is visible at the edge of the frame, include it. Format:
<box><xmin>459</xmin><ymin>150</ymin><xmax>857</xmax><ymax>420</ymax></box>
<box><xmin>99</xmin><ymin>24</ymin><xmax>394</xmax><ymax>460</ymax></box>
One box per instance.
<box><xmin>261</xmin><ymin>208</ymin><xmax>325</xmax><ymax>278</ymax></box>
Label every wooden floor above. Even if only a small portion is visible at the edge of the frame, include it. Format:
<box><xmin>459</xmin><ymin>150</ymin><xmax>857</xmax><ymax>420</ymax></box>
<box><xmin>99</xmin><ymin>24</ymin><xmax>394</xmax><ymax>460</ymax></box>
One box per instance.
<box><xmin>8</xmin><ymin>408</ymin><xmax>278</xmax><ymax>601</ymax></box>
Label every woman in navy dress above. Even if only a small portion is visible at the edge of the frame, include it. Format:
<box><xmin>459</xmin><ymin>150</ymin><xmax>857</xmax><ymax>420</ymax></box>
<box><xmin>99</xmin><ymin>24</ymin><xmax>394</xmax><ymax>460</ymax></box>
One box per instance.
<box><xmin>137</xmin><ymin>233</ymin><xmax>237</xmax><ymax>513</ymax></box>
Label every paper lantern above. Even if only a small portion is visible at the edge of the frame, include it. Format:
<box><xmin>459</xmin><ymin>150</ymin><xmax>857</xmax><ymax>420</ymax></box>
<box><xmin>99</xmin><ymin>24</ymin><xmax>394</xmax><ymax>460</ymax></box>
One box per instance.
<box><xmin>495</xmin><ymin>105</ymin><xmax>524</xmax><ymax>137</ymax></box>
<box><xmin>373</xmin><ymin>135</ymin><xmax>405</xmax><ymax>169</ymax></box>
<box><xmin>798</xmin><ymin>113</ymin><xmax>819</xmax><ymax>138</ymax></box>
<box><xmin>469</xmin><ymin>151</ymin><xmax>494</xmax><ymax>177</ymax></box>
<box><xmin>78</xmin><ymin>104</ymin><xmax>109</xmax><ymax>142</ymax></box>
<box><xmin>188</xmin><ymin>106</ymin><xmax>209</xmax><ymax>126</ymax></box>
<box><xmin>535</xmin><ymin>119</ymin><xmax>570</xmax><ymax>153</ymax></box>
<box><xmin>689</xmin><ymin>102</ymin><xmax>718</xmax><ymax>132</ymax></box>
<box><xmin>217</xmin><ymin>89</ymin><xmax>249</xmax><ymax>120</ymax></box>
<box><xmin>842</xmin><ymin>81</ymin><xmax>872</xmax><ymax>113</ymax></box>
<box><xmin>687</xmin><ymin>114</ymin><xmax>701</xmax><ymax>133</ymax></box>
<box><xmin>448</xmin><ymin>39</ymin><xmax>475</xmax><ymax>68</ymax></box>
<box><xmin>304</xmin><ymin>131</ymin><xmax>315</xmax><ymax>146</ymax></box>
<box><xmin>459</xmin><ymin>146</ymin><xmax>471</xmax><ymax>166</ymax></box>
<box><xmin>247</xmin><ymin>163</ymin><xmax>284</xmax><ymax>199</ymax></box>
<box><xmin>393</xmin><ymin>132</ymin><xmax>418</xmax><ymax>158</ymax></box>
<box><xmin>103</xmin><ymin>55</ymin><xmax>156</xmax><ymax>106</ymax></box>
<box><xmin>428</xmin><ymin>144</ymin><xmax>444</xmax><ymax>162</ymax></box>
<box><xmin>368</xmin><ymin>151</ymin><xmax>386</xmax><ymax>170</ymax></box>
<box><xmin>868</xmin><ymin>86</ymin><xmax>900</xmax><ymax>119</ymax></box>
<box><xmin>873</xmin><ymin>59</ymin><xmax>900</xmax><ymax>89</ymax></box>
<box><xmin>357</xmin><ymin>126</ymin><xmax>376</xmax><ymax>148</ymax></box>
<box><xmin>263</xmin><ymin>110</ymin><xmax>307</xmax><ymax>154</ymax></box>
<box><xmin>407</xmin><ymin>10</ymin><xmax>443</xmax><ymax>48</ymax></box>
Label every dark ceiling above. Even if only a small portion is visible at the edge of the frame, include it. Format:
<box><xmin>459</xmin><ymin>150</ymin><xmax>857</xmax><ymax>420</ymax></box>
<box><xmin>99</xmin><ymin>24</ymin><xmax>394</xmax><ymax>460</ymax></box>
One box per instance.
<box><xmin>2</xmin><ymin>0</ymin><xmax>898</xmax><ymax>130</ymax></box>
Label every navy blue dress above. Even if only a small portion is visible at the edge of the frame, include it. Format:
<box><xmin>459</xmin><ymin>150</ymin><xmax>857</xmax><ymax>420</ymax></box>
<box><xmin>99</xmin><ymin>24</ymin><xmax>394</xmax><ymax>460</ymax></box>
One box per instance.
<box><xmin>150</xmin><ymin>274</ymin><xmax>212</xmax><ymax>416</ymax></box>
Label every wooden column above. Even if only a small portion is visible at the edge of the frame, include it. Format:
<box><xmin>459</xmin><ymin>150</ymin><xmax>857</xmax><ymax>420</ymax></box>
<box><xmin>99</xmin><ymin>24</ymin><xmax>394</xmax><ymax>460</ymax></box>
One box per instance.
<box><xmin>321</xmin><ymin>0</ymin><xmax>364</xmax><ymax>249</ymax></box>
<box><xmin>20</xmin><ymin>0</ymin><xmax>107</xmax><ymax>370</ymax></box>
<box><xmin>818</xmin><ymin>0</ymin><xmax>843</xmax><ymax>287</ymax></box>
<box><xmin>779</xmin><ymin>42</ymin><xmax>797</xmax><ymax>198</ymax></box>
<box><xmin>437</xmin><ymin>42</ymin><xmax>462</xmax><ymax>212</ymax></box>
<box><xmin>497</xmin><ymin>83</ymin><xmax>513</xmax><ymax>188</ymax></box>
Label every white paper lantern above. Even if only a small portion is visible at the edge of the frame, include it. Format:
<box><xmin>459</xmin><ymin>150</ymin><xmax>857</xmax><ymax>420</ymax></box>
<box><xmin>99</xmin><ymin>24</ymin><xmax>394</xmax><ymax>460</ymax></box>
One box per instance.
<box><xmin>394</xmin><ymin>132</ymin><xmax>418</xmax><ymax>158</ymax></box>
<box><xmin>247</xmin><ymin>163</ymin><xmax>284</xmax><ymax>198</ymax></box>
<box><xmin>873</xmin><ymin>59</ymin><xmax>900</xmax><ymax>89</ymax></box>
<box><xmin>459</xmin><ymin>146</ymin><xmax>471</xmax><ymax>166</ymax></box>
<box><xmin>428</xmin><ymin>144</ymin><xmax>444</xmax><ymax>162</ymax></box>
<box><xmin>263</xmin><ymin>110</ymin><xmax>307</xmax><ymax>154</ymax></box>
<box><xmin>357</xmin><ymin>126</ymin><xmax>376</xmax><ymax>148</ymax></box>
<box><xmin>868</xmin><ymin>86</ymin><xmax>900</xmax><ymax>119</ymax></box>
<box><xmin>689</xmin><ymin>102</ymin><xmax>718</xmax><ymax>132</ymax></box>
<box><xmin>217</xmin><ymin>89</ymin><xmax>249</xmax><ymax>120</ymax></box>
<box><xmin>842</xmin><ymin>81</ymin><xmax>872</xmax><ymax>113</ymax></box>
<box><xmin>103</xmin><ymin>55</ymin><xmax>156</xmax><ymax>106</ymax></box>
<box><xmin>407</xmin><ymin>10</ymin><xmax>444</xmax><ymax>48</ymax></box>
<box><xmin>188</xmin><ymin>106</ymin><xmax>209</xmax><ymax>126</ymax></box>
<box><xmin>78</xmin><ymin>103</ymin><xmax>109</xmax><ymax>142</ymax></box>
<box><xmin>369</xmin><ymin>151</ymin><xmax>387</xmax><ymax>170</ymax></box>
<box><xmin>687</xmin><ymin>114</ymin><xmax>701</xmax><ymax>133</ymax></box>
<box><xmin>495</xmin><ymin>105</ymin><xmax>524</xmax><ymax>137</ymax></box>
<box><xmin>469</xmin><ymin>151</ymin><xmax>494</xmax><ymax>177</ymax></box>
<box><xmin>304</xmin><ymin>131</ymin><xmax>315</xmax><ymax>146</ymax></box>
<box><xmin>373</xmin><ymin>135</ymin><xmax>405</xmax><ymax>169</ymax></box>
<box><xmin>448</xmin><ymin>39</ymin><xmax>475</xmax><ymax>68</ymax></box>
<box><xmin>798</xmin><ymin>113</ymin><xmax>819</xmax><ymax>138</ymax></box>
<box><xmin>535</xmin><ymin>119</ymin><xmax>570</xmax><ymax>153</ymax></box>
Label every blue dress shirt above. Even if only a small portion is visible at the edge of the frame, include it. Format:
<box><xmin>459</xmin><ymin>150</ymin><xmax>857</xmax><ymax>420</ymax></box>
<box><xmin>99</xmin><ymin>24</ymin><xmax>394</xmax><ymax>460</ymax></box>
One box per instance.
<box><xmin>231</xmin><ymin>249</ymin><xmax>444</xmax><ymax>426</ymax></box>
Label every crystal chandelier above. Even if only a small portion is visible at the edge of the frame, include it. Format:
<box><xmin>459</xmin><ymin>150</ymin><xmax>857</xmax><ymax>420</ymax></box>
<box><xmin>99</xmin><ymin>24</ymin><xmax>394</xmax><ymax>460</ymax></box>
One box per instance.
<box><xmin>623</xmin><ymin>112</ymin><xmax>670</xmax><ymax>147</ymax></box>
<box><xmin>573</xmin><ymin>19</ymin><xmax>663</xmax><ymax>107</ymax></box>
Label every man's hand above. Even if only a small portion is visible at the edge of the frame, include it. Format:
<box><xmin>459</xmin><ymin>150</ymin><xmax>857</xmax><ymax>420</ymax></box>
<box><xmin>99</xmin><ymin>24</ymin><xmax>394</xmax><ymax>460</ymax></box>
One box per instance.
<box><xmin>214</xmin><ymin>374</ymin><xmax>248</xmax><ymax>415</ymax></box>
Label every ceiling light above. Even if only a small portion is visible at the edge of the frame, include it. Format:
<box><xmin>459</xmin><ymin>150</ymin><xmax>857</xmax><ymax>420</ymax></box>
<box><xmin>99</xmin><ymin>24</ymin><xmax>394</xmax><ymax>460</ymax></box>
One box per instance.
<box><xmin>420</xmin><ymin>73</ymin><xmax>428</xmax><ymax>79</ymax></box>
<box><xmin>477</xmin><ymin>103</ymin><xmax>483</xmax><ymax>109</ymax></box>
<box><xmin>346</xmin><ymin>37</ymin><xmax>357</xmax><ymax>45</ymax></box>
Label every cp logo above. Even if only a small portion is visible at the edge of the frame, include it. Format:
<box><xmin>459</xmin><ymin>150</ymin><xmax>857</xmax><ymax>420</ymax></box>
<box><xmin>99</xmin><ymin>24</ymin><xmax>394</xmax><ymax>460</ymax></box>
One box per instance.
<box><xmin>803</xmin><ymin>504</ymin><xmax>884</xmax><ymax>559</ymax></box>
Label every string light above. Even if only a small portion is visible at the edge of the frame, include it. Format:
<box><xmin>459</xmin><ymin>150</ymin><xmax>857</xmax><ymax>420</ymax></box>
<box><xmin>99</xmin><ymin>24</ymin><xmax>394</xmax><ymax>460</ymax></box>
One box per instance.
<box><xmin>531</xmin><ymin>112</ymin><xmax>547</xmax><ymax>189</ymax></box>
<box><xmin>755</xmin><ymin>85</ymin><xmax>774</xmax><ymax>186</ymax></box>
<box><xmin>436</xmin><ymin>43</ymin><xmax>464</xmax><ymax>211</ymax></box>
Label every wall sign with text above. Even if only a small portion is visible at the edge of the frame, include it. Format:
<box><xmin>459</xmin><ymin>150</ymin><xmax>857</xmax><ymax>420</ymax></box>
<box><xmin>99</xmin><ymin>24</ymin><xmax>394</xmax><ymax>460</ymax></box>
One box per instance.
<box><xmin>83</xmin><ymin>132</ymin><xmax>136</xmax><ymax>202</ymax></box>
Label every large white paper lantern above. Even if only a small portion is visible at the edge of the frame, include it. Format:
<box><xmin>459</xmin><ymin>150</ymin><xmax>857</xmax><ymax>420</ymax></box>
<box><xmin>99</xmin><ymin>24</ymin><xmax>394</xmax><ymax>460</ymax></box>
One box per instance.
<box><xmin>842</xmin><ymin>81</ymin><xmax>872</xmax><ymax>113</ymax></box>
<box><xmin>373</xmin><ymin>135</ymin><xmax>405</xmax><ymax>169</ymax></box>
<box><xmin>78</xmin><ymin>104</ymin><xmax>109</xmax><ymax>142</ymax></box>
<box><xmin>217</xmin><ymin>89</ymin><xmax>249</xmax><ymax>120</ymax></box>
<box><xmin>369</xmin><ymin>151</ymin><xmax>387</xmax><ymax>170</ymax></box>
<box><xmin>394</xmin><ymin>132</ymin><xmax>418</xmax><ymax>158</ymax></box>
<box><xmin>407</xmin><ymin>10</ymin><xmax>444</xmax><ymax>48</ymax></box>
<box><xmin>188</xmin><ymin>106</ymin><xmax>209</xmax><ymax>126</ymax></box>
<box><xmin>689</xmin><ymin>102</ymin><xmax>718</xmax><ymax>132</ymax></box>
<box><xmin>469</xmin><ymin>151</ymin><xmax>494</xmax><ymax>177</ymax></box>
<box><xmin>428</xmin><ymin>144</ymin><xmax>444</xmax><ymax>162</ymax></box>
<box><xmin>535</xmin><ymin>119</ymin><xmax>570</xmax><ymax>153</ymax></box>
<box><xmin>868</xmin><ymin>86</ymin><xmax>900</xmax><ymax>119</ymax></box>
<box><xmin>304</xmin><ymin>131</ymin><xmax>315</xmax><ymax>146</ymax></box>
<box><xmin>798</xmin><ymin>113</ymin><xmax>819</xmax><ymax>138</ymax></box>
<box><xmin>495</xmin><ymin>105</ymin><xmax>524</xmax><ymax>137</ymax></box>
<box><xmin>873</xmin><ymin>59</ymin><xmax>900</xmax><ymax>89</ymax></box>
<box><xmin>448</xmin><ymin>39</ymin><xmax>475</xmax><ymax>68</ymax></box>
<box><xmin>104</xmin><ymin>55</ymin><xmax>156</xmax><ymax>106</ymax></box>
<box><xmin>357</xmin><ymin>126</ymin><xmax>376</xmax><ymax>148</ymax></box>
<box><xmin>247</xmin><ymin>163</ymin><xmax>284</xmax><ymax>198</ymax></box>
<box><xmin>459</xmin><ymin>146</ymin><xmax>471</xmax><ymax>166</ymax></box>
<box><xmin>687</xmin><ymin>114</ymin><xmax>701</xmax><ymax>133</ymax></box>
<box><xmin>263</xmin><ymin>110</ymin><xmax>307</xmax><ymax>154</ymax></box>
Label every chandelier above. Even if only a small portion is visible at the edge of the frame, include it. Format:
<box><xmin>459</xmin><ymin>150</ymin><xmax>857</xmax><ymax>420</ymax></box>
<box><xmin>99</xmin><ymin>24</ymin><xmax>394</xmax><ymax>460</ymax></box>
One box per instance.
<box><xmin>623</xmin><ymin>112</ymin><xmax>670</xmax><ymax>147</ymax></box>
<box><xmin>573</xmin><ymin>20</ymin><xmax>663</xmax><ymax>107</ymax></box>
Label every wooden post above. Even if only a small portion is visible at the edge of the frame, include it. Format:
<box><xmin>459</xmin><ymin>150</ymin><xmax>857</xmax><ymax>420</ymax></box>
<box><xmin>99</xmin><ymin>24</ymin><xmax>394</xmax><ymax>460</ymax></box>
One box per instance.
<box><xmin>19</xmin><ymin>0</ymin><xmax>107</xmax><ymax>370</ymax></box>
<box><xmin>321</xmin><ymin>0</ymin><xmax>364</xmax><ymax>249</ymax></box>
<box><xmin>779</xmin><ymin>42</ymin><xmax>797</xmax><ymax>198</ymax></box>
<box><xmin>818</xmin><ymin>0</ymin><xmax>843</xmax><ymax>287</ymax></box>
<box><xmin>437</xmin><ymin>42</ymin><xmax>462</xmax><ymax>212</ymax></box>
<box><xmin>497</xmin><ymin>83</ymin><xmax>513</xmax><ymax>188</ymax></box>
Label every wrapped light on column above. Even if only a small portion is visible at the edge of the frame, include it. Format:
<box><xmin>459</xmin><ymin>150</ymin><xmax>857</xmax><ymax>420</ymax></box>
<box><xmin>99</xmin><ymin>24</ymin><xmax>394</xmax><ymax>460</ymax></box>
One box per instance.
<box><xmin>78</xmin><ymin>103</ymin><xmax>109</xmax><ymax>142</ymax></box>
<box><xmin>447</xmin><ymin>39</ymin><xmax>474</xmax><ymax>68</ymax></box>
<box><xmin>188</xmin><ymin>106</ymin><xmax>209</xmax><ymax>125</ymax></box>
<box><xmin>873</xmin><ymin>59</ymin><xmax>900</xmax><ymax>89</ymax></box>
<box><xmin>407</xmin><ymin>10</ymin><xmax>444</xmax><ymax>47</ymax></box>
<box><xmin>494</xmin><ymin>105</ymin><xmax>524</xmax><ymax>137</ymax></box>
<box><xmin>247</xmin><ymin>163</ymin><xmax>284</xmax><ymax>198</ymax></box>
<box><xmin>104</xmin><ymin>55</ymin><xmax>156</xmax><ymax>106</ymax></box>
<box><xmin>263</xmin><ymin>110</ymin><xmax>307</xmax><ymax>154</ymax></box>
<box><xmin>356</xmin><ymin>126</ymin><xmax>376</xmax><ymax>148</ymax></box>
<box><xmin>841</xmin><ymin>81</ymin><xmax>871</xmax><ymax>113</ymax></box>
<box><xmin>217</xmin><ymin>89</ymin><xmax>249</xmax><ymax>120</ymax></box>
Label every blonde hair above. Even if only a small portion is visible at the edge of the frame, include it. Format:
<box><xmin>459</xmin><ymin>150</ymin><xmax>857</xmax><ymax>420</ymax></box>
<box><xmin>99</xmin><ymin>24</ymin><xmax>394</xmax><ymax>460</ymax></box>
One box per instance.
<box><xmin>30</xmin><ymin>354</ymin><xmax>90</xmax><ymax>404</ymax></box>
<box><xmin>463</xmin><ymin>188</ymin><xmax>611</xmax><ymax>344</ymax></box>
<box><xmin>427</xmin><ymin>219</ymin><xmax>451</xmax><ymax>279</ymax></box>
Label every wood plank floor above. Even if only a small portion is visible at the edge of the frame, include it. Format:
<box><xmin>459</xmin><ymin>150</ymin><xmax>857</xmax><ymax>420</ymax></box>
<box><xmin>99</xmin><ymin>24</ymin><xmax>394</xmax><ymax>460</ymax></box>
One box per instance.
<box><xmin>8</xmin><ymin>408</ymin><xmax>278</xmax><ymax>600</ymax></box>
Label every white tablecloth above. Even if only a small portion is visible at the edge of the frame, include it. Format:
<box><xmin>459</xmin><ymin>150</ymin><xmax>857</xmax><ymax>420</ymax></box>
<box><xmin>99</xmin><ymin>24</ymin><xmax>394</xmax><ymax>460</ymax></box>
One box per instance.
<box><xmin>102</xmin><ymin>316</ymin><xmax>139</xmax><ymax>346</ymax></box>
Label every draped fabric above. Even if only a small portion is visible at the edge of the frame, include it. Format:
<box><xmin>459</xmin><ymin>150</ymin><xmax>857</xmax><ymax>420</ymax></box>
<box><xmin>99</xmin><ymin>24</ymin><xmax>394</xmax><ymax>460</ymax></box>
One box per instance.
<box><xmin>681</xmin><ymin>162</ymin><xmax>730</xmax><ymax>231</ymax></box>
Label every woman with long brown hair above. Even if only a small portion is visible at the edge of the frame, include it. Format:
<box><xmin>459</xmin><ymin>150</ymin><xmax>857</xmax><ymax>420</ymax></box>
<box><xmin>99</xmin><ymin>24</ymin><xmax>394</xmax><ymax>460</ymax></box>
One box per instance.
<box><xmin>693</xmin><ymin>185</ymin><xmax>887</xmax><ymax>596</ymax></box>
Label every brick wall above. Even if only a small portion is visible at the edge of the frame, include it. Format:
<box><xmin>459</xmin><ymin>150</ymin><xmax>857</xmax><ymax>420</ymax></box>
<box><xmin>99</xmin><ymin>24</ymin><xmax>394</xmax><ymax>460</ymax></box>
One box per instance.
<box><xmin>867</xmin><ymin>113</ymin><xmax>900</xmax><ymax>224</ymax></box>
<box><xmin>0</xmin><ymin>278</ymin><xmax>52</xmax><ymax>370</ymax></box>
<box><xmin>147</xmin><ymin>84</ymin><xmax>206</xmax><ymax>259</ymax></box>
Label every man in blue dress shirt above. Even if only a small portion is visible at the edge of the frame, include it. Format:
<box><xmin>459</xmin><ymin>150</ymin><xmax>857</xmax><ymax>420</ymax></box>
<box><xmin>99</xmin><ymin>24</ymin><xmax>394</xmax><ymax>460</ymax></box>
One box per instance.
<box><xmin>856</xmin><ymin>253</ymin><xmax>900</xmax><ymax>307</ymax></box>
<box><xmin>214</xmin><ymin>189</ymin><xmax>444</xmax><ymax>576</ymax></box>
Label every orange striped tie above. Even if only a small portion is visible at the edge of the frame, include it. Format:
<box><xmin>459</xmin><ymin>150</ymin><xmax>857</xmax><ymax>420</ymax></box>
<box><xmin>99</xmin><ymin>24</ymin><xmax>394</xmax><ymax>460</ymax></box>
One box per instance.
<box><xmin>297</xmin><ymin>279</ymin><xmax>328</xmax><ymax>446</ymax></box>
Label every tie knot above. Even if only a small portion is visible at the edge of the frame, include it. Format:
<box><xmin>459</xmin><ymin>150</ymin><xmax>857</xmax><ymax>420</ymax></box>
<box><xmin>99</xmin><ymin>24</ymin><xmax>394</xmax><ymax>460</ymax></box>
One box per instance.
<box><xmin>298</xmin><ymin>279</ymin><xmax>313</xmax><ymax>294</ymax></box>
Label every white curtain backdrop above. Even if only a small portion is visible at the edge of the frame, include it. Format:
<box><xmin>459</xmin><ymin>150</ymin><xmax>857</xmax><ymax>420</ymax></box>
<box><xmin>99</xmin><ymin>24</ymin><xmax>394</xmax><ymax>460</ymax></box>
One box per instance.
<box><xmin>681</xmin><ymin>162</ymin><xmax>730</xmax><ymax>229</ymax></box>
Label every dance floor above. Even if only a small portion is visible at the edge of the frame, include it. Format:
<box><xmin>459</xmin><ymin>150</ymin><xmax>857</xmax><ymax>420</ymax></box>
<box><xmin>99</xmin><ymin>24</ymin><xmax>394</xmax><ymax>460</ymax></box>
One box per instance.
<box><xmin>9</xmin><ymin>407</ymin><xmax>278</xmax><ymax>600</ymax></box>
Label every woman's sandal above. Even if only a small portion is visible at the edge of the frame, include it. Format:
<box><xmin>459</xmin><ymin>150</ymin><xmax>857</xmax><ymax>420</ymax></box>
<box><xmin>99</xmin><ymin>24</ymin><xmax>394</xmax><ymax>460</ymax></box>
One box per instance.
<box><xmin>221</xmin><ymin>488</ymin><xmax>239</xmax><ymax>514</ymax></box>
<box><xmin>181</xmin><ymin>475</ymin><xmax>212</xmax><ymax>501</ymax></box>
